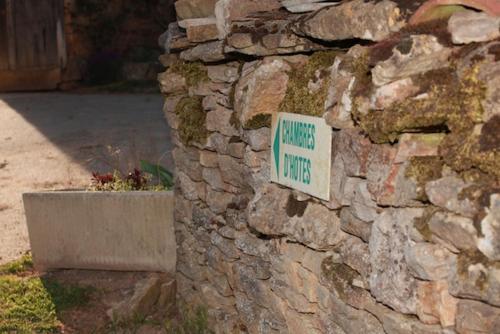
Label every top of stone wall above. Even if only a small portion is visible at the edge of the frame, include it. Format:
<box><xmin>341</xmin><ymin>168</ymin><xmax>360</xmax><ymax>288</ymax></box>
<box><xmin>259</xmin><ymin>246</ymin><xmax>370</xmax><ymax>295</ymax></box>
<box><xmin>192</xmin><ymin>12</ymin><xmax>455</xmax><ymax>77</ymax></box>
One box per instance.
<box><xmin>160</xmin><ymin>0</ymin><xmax>500</xmax><ymax>62</ymax></box>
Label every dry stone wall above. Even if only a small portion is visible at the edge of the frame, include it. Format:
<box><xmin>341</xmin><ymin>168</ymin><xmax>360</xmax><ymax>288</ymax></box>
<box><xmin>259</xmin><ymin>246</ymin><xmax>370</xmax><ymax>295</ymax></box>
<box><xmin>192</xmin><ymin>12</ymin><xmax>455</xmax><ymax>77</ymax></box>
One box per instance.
<box><xmin>158</xmin><ymin>1</ymin><xmax>500</xmax><ymax>333</ymax></box>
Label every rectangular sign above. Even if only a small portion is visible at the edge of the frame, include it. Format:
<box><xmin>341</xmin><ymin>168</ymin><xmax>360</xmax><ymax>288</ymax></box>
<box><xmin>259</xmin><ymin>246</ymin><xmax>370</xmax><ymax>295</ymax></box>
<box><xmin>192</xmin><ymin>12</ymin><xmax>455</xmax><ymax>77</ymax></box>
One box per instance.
<box><xmin>271</xmin><ymin>112</ymin><xmax>332</xmax><ymax>200</ymax></box>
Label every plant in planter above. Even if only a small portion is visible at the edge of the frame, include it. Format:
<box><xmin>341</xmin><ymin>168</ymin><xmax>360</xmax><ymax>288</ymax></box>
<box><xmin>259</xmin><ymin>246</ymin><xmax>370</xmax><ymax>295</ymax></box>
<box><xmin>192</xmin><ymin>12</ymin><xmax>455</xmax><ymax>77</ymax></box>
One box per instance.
<box><xmin>89</xmin><ymin>161</ymin><xmax>173</xmax><ymax>192</ymax></box>
<box><xmin>23</xmin><ymin>160</ymin><xmax>176</xmax><ymax>273</ymax></box>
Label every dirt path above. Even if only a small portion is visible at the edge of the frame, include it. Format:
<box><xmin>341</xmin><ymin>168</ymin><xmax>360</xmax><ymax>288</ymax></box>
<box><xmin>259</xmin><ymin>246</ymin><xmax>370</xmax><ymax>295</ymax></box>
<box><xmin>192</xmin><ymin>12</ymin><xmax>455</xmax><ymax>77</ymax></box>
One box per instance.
<box><xmin>0</xmin><ymin>93</ymin><xmax>172</xmax><ymax>265</ymax></box>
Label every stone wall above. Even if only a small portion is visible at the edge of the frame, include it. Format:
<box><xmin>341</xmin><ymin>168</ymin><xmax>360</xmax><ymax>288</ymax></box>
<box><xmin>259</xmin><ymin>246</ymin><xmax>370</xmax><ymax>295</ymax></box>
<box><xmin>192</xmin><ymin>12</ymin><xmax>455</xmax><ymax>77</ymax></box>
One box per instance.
<box><xmin>158</xmin><ymin>1</ymin><xmax>500</xmax><ymax>333</ymax></box>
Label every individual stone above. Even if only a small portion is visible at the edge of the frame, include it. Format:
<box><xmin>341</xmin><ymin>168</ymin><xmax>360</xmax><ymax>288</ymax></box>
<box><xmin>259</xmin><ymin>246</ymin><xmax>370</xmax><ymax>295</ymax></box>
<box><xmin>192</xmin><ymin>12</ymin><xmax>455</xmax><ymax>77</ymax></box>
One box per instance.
<box><xmin>200</xmin><ymin>150</ymin><xmax>219</xmax><ymax>168</ymax></box>
<box><xmin>370</xmin><ymin>78</ymin><xmax>420</xmax><ymax>110</ymax></box>
<box><xmin>405</xmin><ymin>242</ymin><xmax>457</xmax><ymax>280</ymax></box>
<box><xmin>234</xmin><ymin>233</ymin><xmax>270</xmax><ymax>259</ymax></box>
<box><xmin>205</xmin><ymin>105</ymin><xmax>239</xmax><ymax>136</ymax></box>
<box><xmin>206</xmin><ymin>188</ymin><xmax>235</xmax><ymax>214</ymax></box>
<box><xmin>173</xmin><ymin>147</ymin><xmax>203</xmax><ymax>181</ymax></box>
<box><xmin>296</xmin><ymin>0</ymin><xmax>404</xmax><ymax>42</ymax></box>
<box><xmin>214</xmin><ymin>0</ymin><xmax>282</xmax><ymax>39</ymax></box>
<box><xmin>217</xmin><ymin>155</ymin><xmax>248</xmax><ymax>188</ymax></box>
<box><xmin>366</xmin><ymin>302</ymin><xmax>447</xmax><ymax>334</ymax></box>
<box><xmin>416</xmin><ymin>280</ymin><xmax>458</xmax><ymax>327</ymax></box>
<box><xmin>448</xmin><ymin>9</ymin><xmax>500</xmax><ymax>45</ymax></box>
<box><xmin>226</xmin><ymin>16</ymin><xmax>327</xmax><ymax>56</ymax></box>
<box><xmin>282</xmin><ymin>0</ymin><xmax>339</xmax><ymax>13</ymax></box>
<box><xmin>202</xmin><ymin>93</ymin><xmax>231</xmax><ymax>110</ymax></box>
<box><xmin>160</xmin><ymin>22</ymin><xmax>193</xmax><ymax>53</ymax></box>
<box><xmin>449</xmin><ymin>249</ymin><xmax>500</xmax><ymax>307</ymax></box>
<box><xmin>181</xmin><ymin>18</ymin><xmax>219</xmax><ymax>43</ymax></box>
<box><xmin>339</xmin><ymin>207</ymin><xmax>372</xmax><ymax>243</ymax></box>
<box><xmin>394</xmin><ymin>133</ymin><xmax>444</xmax><ymax>164</ymax></box>
<box><xmin>369</xmin><ymin>208</ymin><xmax>423</xmax><ymax>315</ymax></box>
<box><xmin>107</xmin><ymin>274</ymin><xmax>162</xmax><ymax>321</ymax></box>
<box><xmin>301</xmin><ymin>248</ymin><xmax>330</xmax><ymax>276</ymax></box>
<box><xmin>478</xmin><ymin>193</ymin><xmax>500</xmax><ymax>261</ymax></box>
<box><xmin>200</xmin><ymin>282</ymin><xmax>235</xmax><ymax>307</ymax></box>
<box><xmin>332</xmin><ymin>128</ymin><xmax>374</xmax><ymax>178</ymax></box>
<box><xmin>428</xmin><ymin>211</ymin><xmax>477</xmax><ymax>251</ymax></box>
<box><xmin>337</xmin><ymin>236</ymin><xmax>371</xmax><ymax>281</ymax></box>
<box><xmin>157</xmin><ymin>278</ymin><xmax>176</xmax><ymax>314</ymax></box>
<box><xmin>210</xmin><ymin>230</ymin><xmax>240</xmax><ymax>260</ymax></box>
<box><xmin>207</xmin><ymin>63</ymin><xmax>240</xmax><ymax>83</ymax></box>
<box><xmin>372</xmin><ymin>35</ymin><xmax>452</xmax><ymax>86</ymax></box>
<box><xmin>243</xmin><ymin>128</ymin><xmax>270</xmax><ymax>151</ymax></box>
<box><xmin>319</xmin><ymin>292</ymin><xmax>385</xmax><ymax>334</ymax></box>
<box><xmin>351</xmin><ymin>180</ymin><xmax>381</xmax><ymax>223</ymax></box>
<box><xmin>234</xmin><ymin>58</ymin><xmax>290</xmax><ymax>127</ymax></box>
<box><xmin>158</xmin><ymin>71</ymin><xmax>187</xmax><ymax>94</ymax></box>
<box><xmin>174</xmin><ymin>0</ymin><xmax>216</xmax><ymax>19</ymax></box>
<box><xmin>456</xmin><ymin>300</ymin><xmax>500</xmax><ymax>334</ymax></box>
<box><xmin>478</xmin><ymin>56</ymin><xmax>500</xmax><ymax>123</ymax></box>
<box><xmin>204</xmin><ymin>132</ymin><xmax>230</xmax><ymax>154</ymax></box>
<box><xmin>370</xmin><ymin>160</ymin><xmax>420</xmax><ymax>207</ymax></box>
<box><xmin>248</xmin><ymin>184</ymin><xmax>345</xmax><ymax>248</ymax></box>
<box><xmin>284</xmin><ymin>201</ymin><xmax>346</xmax><ymax>250</ymax></box>
<box><xmin>426</xmin><ymin>176</ymin><xmax>477</xmax><ymax>218</ymax></box>
<box><xmin>178</xmin><ymin>171</ymin><xmax>204</xmax><ymax>200</ymax></box>
<box><xmin>202</xmin><ymin>167</ymin><xmax>226</xmax><ymax>192</ymax></box>
<box><xmin>244</xmin><ymin>148</ymin><xmax>268</xmax><ymax>168</ymax></box>
<box><xmin>228</xmin><ymin>141</ymin><xmax>246</xmax><ymax>159</ymax></box>
<box><xmin>284</xmin><ymin>309</ymin><xmax>322</xmax><ymax>334</ymax></box>
<box><xmin>324</xmin><ymin>58</ymin><xmax>356</xmax><ymax>129</ymax></box>
<box><xmin>180</xmin><ymin>40</ymin><xmax>226</xmax><ymax>63</ymax></box>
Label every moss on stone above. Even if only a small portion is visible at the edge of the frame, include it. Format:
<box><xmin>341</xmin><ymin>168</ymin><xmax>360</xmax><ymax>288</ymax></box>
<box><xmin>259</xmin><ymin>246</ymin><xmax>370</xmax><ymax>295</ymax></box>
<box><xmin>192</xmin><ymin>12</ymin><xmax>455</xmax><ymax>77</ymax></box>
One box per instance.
<box><xmin>170</xmin><ymin>61</ymin><xmax>209</xmax><ymax>88</ymax></box>
<box><xmin>244</xmin><ymin>114</ymin><xmax>272</xmax><ymax>129</ymax></box>
<box><xmin>279</xmin><ymin>51</ymin><xmax>339</xmax><ymax>116</ymax></box>
<box><xmin>175</xmin><ymin>96</ymin><xmax>207</xmax><ymax>145</ymax></box>
<box><xmin>456</xmin><ymin>249</ymin><xmax>499</xmax><ymax>292</ymax></box>
<box><xmin>405</xmin><ymin>156</ymin><xmax>443</xmax><ymax>201</ymax></box>
<box><xmin>321</xmin><ymin>256</ymin><xmax>361</xmax><ymax>302</ymax></box>
<box><xmin>358</xmin><ymin>65</ymin><xmax>486</xmax><ymax>158</ymax></box>
<box><xmin>413</xmin><ymin>206</ymin><xmax>441</xmax><ymax>241</ymax></box>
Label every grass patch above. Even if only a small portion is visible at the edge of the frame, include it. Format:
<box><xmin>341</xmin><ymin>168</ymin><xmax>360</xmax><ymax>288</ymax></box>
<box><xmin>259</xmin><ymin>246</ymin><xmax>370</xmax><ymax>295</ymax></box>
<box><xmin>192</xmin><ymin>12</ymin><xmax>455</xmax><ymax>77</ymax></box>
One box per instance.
<box><xmin>0</xmin><ymin>256</ymin><xmax>93</xmax><ymax>333</ymax></box>
<box><xmin>0</xmin><ymin>253</ymin><xmax>33</xmax><ymax>275</ymax></box>
<box><xmin>165</xmin><ymin>305</ymin><xmax>213</xmax><ymax>334</ymax></box>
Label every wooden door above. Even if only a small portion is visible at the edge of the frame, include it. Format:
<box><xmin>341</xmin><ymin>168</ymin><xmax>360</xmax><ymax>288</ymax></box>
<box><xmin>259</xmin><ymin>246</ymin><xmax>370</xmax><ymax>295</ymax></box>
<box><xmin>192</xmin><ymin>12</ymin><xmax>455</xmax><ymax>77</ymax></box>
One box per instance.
<box><xmin>0</xmin><ymin>0</ymin><xmax>65</xmax><ymax>91</ymax></box>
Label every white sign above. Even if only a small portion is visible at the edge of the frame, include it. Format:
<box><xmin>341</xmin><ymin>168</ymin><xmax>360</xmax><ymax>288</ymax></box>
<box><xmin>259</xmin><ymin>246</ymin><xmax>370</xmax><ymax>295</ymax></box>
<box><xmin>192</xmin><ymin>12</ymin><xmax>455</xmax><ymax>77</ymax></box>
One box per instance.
<box><xmin>270</xmin><ymin>112</ymin><xmax>332</xmax><ymax>200</ymax></box>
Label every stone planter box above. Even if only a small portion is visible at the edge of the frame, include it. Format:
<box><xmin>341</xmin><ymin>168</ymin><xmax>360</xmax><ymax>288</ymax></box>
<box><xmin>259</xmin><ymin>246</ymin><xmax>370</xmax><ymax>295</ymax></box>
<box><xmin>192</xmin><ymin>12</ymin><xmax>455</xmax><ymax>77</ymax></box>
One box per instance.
<box><xmin>23</xmin><ymin>191</ymin><xmax>176</xmax><ymax>273</ymax></box>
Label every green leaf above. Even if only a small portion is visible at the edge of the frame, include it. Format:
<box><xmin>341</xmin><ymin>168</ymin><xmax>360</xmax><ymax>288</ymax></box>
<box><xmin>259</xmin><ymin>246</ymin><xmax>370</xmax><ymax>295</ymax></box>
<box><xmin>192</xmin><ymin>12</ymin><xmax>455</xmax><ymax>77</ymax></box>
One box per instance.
<box><xmin>140</xmin><ymin>160</ymin><xmax>174</xmax><ymax>189</ymax></box>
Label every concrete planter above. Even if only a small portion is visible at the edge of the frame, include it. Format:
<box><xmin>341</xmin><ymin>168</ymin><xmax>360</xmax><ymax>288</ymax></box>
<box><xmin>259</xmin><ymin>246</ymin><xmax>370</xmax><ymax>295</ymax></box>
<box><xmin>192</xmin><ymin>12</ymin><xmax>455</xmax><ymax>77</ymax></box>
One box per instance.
<box><xmin>23</xmin><ymin>191</ymin><xmax>176</xmax><ymax>273</ymax></box>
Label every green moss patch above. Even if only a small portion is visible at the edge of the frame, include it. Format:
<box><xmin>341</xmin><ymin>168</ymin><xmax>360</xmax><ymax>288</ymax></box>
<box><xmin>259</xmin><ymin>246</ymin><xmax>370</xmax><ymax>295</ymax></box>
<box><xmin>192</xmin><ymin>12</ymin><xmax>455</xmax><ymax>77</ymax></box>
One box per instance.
<box><xmin>405</xmin><ymin>156</ymin><xmax>443</xmax><ymax>201</ymax></box>
<box><xmin>279</xmin><ymin>51</ymin><xmax>339</xmax><ymax>116</ymax></box>
<box><xmin>175</xmin><ymin>96</ymin><xmax>207</xmax><ymax>146</ymax></box>
<box><xmin>457</xmin><ymin>249</ymin><xmax>500</xmax><ymax>292</ymax></box>
<box><xmin>413</xmin><ymin>206</ymin><xmax>441</xmax><ymax>241</ymax></box>
<box><xmin>244</xmin><ymin>114</ymin><xmax>272</xmax><ymax>129</ymax></box>
<box><xmin>170</xmin><ymin>61</ymin><xmax>209</xmax><ymax>88</ymax></box>
<box><xmin>320</xmin><ymin>256</ymin><xmax>362</xmax><ymax>302</ymax></box>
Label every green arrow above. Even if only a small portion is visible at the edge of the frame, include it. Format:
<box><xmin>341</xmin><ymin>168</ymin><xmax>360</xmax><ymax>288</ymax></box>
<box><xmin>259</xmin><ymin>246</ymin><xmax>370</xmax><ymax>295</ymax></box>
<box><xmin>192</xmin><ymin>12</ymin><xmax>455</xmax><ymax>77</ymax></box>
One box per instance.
<box><xmin>273</xmin><ymin>117</ymin><xmax>280</xmax><ymax>180</ymax></box>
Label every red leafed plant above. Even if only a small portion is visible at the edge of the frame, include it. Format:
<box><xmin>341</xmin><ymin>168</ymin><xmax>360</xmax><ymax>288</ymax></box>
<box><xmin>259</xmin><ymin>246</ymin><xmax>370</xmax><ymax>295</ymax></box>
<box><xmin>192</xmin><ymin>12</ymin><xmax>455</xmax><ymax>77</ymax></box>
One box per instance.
<box><xmin>91</xmin><ymin>172</ymin><xmax>114</xmax><ymax>186</ymax></box>
<box><xmin>90</xmin><ymin>169</ymin><xmax>149</xmax><ymax>191</ymax></box>
<box><xmin>126</xmin><ymin>168</ymin><xmax>147</xmax><ymax>190</ymax></box>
